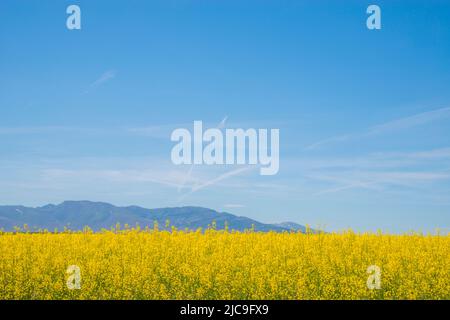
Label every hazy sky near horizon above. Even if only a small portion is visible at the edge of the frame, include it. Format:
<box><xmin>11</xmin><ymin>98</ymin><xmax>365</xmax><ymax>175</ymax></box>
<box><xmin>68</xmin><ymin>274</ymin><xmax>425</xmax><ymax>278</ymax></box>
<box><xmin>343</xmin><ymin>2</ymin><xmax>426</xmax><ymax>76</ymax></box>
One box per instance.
<box><xmin>1</xmin><ymin>0</ymin><xmax>450</xmax><ymax>232</ymax></box>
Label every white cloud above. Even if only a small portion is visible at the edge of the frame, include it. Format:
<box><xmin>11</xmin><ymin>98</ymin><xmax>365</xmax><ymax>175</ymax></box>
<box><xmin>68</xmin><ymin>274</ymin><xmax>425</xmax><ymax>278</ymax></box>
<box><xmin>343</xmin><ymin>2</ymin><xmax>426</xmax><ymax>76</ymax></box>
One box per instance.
<box><xmin>368</xmin><ymin>107</ymin><xmax>450</xmax><ymax>134</ymax></box>
<box><xmin>223</xmin><ymin>204</ymin><xmax>245</xmax><ymax>208</ymax></box>
<box><xmin>0</xmin><ymin>126</ymin><xmax>96</xmax><ymax>135</ymax></box>
<box><xmin>90</xmin><ymin>70</ymin><xmax>116</xmax><ymax>87</ymax></box>
<box><xmin>177</xmin><ymin>166</ymin><xmax>256</xmax><ymax>202</ymax></box>
<box><xmin>305</xmin><ymin>107</ymin><xmax>450</xmax><ymax>150</ymax></box>
<box><xmin>190</xmin><ymin>167</ymin><xmax>254</xmax><ymax>193</ymax></box>
<box><xmin>83</xmin><ymin>70</ymin><xmax>116</xmax><ymax>94</ymax></box>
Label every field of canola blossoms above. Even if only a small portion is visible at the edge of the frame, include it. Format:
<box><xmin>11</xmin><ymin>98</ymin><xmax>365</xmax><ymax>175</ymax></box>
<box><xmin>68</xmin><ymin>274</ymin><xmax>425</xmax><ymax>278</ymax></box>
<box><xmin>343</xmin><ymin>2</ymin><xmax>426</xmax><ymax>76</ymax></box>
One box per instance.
<box><xmin>0</xmin><ymin>228</ymin><xmax>448</xmax><ymax>300</ymax></box>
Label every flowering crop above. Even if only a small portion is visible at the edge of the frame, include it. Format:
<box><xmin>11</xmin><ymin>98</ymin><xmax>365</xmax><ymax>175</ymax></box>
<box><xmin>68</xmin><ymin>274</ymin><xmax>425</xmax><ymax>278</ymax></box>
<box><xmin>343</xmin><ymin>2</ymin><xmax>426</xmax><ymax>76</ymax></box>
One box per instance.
<box><xmin>0</xmin><ymin>228</ymin><xmax>448</xmax><ymax>300</ymax></box>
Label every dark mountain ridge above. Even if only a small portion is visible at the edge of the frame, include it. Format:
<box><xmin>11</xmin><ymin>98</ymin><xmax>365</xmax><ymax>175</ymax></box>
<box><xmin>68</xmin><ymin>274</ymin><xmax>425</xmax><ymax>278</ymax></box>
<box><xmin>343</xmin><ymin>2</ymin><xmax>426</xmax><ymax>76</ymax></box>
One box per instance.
<box><xmin>0</xmin><ymin>200</ymin><xmax>309</xmax><ymax>232</ymax></box>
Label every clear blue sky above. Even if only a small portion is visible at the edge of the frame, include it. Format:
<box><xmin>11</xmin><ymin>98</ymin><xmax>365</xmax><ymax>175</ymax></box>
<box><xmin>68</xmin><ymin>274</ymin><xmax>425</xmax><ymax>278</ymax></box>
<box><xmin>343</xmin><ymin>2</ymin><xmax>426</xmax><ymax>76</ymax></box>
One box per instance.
<box><xmin>1</xmin><ymin>0</ymin><xmax>450</xmax><ymax>232</ymax></box>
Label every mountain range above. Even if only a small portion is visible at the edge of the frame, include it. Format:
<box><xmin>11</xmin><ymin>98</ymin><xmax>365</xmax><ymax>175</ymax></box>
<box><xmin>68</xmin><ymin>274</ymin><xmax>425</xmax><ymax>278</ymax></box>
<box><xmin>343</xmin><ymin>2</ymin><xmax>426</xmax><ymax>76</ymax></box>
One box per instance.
<box><xmin>0</xmin><ymin>200</ymin><xmax>309</xmax><ymax>232</ymax></box>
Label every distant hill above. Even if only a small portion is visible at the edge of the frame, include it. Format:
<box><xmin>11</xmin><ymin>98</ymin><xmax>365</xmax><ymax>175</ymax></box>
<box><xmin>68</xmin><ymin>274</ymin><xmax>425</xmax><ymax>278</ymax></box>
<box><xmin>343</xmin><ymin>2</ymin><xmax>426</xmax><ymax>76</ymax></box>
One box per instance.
<box><xmin>0</xmin><ymin>201</ymin><xmax>309</xmax><ymax>232</ymax></box>
<box><xmin>272</xmin><ymin>222</ymin><xmax>309</xmax><ymax>233</ymax></box>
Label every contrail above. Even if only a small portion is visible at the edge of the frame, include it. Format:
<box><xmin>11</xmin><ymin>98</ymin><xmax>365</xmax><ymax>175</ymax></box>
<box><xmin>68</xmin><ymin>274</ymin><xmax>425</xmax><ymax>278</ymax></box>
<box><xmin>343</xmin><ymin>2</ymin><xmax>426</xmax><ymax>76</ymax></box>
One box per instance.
<box><xmin>177</xmin><ymin>116</ymin><xmax>228</xmax><ymax>192</ymax></box>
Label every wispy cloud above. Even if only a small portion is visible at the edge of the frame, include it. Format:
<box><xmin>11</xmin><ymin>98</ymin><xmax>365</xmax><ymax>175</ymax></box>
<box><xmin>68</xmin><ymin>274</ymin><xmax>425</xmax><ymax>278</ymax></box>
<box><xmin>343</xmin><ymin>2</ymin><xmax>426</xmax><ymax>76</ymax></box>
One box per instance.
<box><xmin>314</xmin><ymin>171</ymin><xmax>450</xmax><ymax>196</ymax></box>
<box><xmin>43</xmin><ymin>168</ymin><xmax>185</xmax><ymax>189</ymax></box>
<box><xmin>368</xmin><ymin>107</ymin><xmax>450</xmax><ymax>134</ymax></box>
<box><xmin>217</xmin><ymin>116</ymin><xmax>228</xmax><ymax>129</ymax></box>
<box><xmin>0</xmin><ymin>126</ymin><xmax>65</xmax><ymax>135</ymax></box>
<box><xmin>311</xmin><ymin>170</ymin><xmax>450</xmax><ymax>196</ymax></box>
<box><xmin>177</xmin><ymin>116</ymin><xmax>229</xmax><ymax>193</ymax></box>
<box><xmin>313</xmin><ymin>180</ymin><xmax>379</xmax><ymax>196</ymax></box>
<box><xmin>293</xmin><ymin>147</ymin><xmax>450</xmax><ymax>172</ymax></box>
<box><xmin>223</xmin><ymin>204</ymin><xmax>245</xmax><ymax>208</ymax></box>
<box><xmin>177</xmin><ymin>165</ymin><xmax>194</xmax><ymax>192</ymax></box>
<box><xmin>129</xmin><ymin>117</ymin><xmax>229</xmax><ymax>141</ymax></box>
<box><xmin>304</xmin><ymin>134</ymin><xmax>351</xmax><ymax>150</ymax></box>
<box><xmin>39</xmin><ymin>160</ymin><xmax>256</xmax><ymax>198</ymax></box>
<box><xmin>372</xmin><ymin>148</ymin><xmax>450</xmax><ymax>161</ymax></box>
<box><xmin>83</xmin><ymin>70</ymin><xmax>116</xmax><ymax>94</ymax></box>
<box><xmin>305</xmin><ymin>107</ymin><xmax>450</xmax><ymax>150</ymax></box>
<box><xmin>190</xmin><ymin>166</ymin><xmax>253</xmax><ymax>193</ymax></box>
<box><xmin>0</xmin><ymin>126</ymin><xmax>100</xmax><ymax>135</ymax></box>
<box><xmin>178</xmin><ymin>166</ymin><xmax>256</xmax><ymax>202</ymax></box>
<box><xmin>294</xmin><ymin>146</ymin><xmax>450</xmax><ymax>195</ymax></box>
<box><xmin>128</xmin><ymin>125</ymin><xmax>176</xmax><ymax>139</ymax></box>
<box><xmin>91</xmin><ymin>70</ymin><xmax>116</xmax><ymax>87</ymax></box>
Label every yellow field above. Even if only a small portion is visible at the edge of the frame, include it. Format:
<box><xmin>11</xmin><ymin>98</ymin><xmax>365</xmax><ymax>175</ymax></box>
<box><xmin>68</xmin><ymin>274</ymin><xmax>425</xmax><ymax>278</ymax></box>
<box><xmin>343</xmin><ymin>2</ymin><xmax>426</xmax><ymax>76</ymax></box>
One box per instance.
<box><xmin>0</xmin><ymin>228</ymin><xmax>448</xmax><ymax>300</ymax></box>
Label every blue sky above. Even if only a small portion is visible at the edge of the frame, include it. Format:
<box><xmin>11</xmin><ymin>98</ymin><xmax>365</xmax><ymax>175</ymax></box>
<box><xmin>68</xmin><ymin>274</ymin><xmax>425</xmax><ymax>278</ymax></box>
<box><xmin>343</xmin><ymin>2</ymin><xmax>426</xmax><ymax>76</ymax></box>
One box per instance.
<box><xmin>1</xmin><ymin>0</ymin><xmax>450</xmax><ymax>232</ymax></box>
